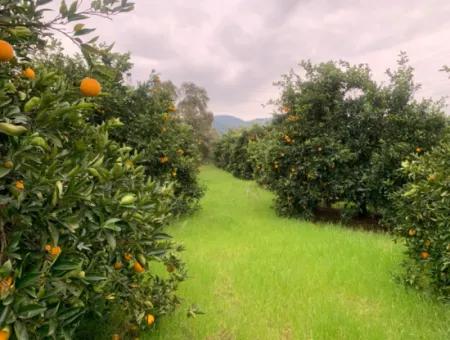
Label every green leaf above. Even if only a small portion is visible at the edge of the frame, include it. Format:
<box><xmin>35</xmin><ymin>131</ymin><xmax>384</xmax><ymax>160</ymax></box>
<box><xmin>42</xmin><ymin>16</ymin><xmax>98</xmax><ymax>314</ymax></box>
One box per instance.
<box><xmin>59</xmin><ymin>0</ymin><xmax>68</xmax><ymax>17</ymax></box>
<box><xmin>17</xmin><ymin>304</ymin><xmax>47</xmax><ymax>319</ymax></box>
<box><xmin>74</xmin><ymin>28</ymin><xmax>96</xmax><ymax>36</ymax></box>
<box><xmin>15</xmin><ymin>272</ymin><xmax>40</xmax><ymax>289</ymax></box>
<box><xmin>0</xmin><ymin>167</ymin><xmax>11</xmax><ymax>178</ymax></box>
<box><xmin>37</xmin><ymin>0</ymin><xmax>53</xmax><ymax>6</ymax></box>
<box><xmin>14</xmin><ymin>320</ymin><xmax>28</xmax><ymax>340</ymax></box>
<box><xmin>105</xmin><ymin>232</ymin><xmax>116</xmax><ymax>250</ymax></box>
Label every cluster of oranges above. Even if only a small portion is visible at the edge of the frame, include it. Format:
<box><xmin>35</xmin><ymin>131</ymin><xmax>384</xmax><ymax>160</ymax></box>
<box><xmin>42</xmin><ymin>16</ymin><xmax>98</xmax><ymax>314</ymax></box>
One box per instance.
<box><xmin>0</xmin><ymin>39</ymin><xmax>101</xmax><ymax>97</ymax></box>
<box><xmin>44</xmin><ymin>244</ymin><xmax>62</xmax><ymax>257</ymax></box>
<box><xmin>407</xmin><ymin>228</ymin><xmax>431</xmax><ymax>260</ymax></box>
<box><xmin>115</xmin><ymin>253</ymin><xmax>145</xmax><ymax>273</ymax></box>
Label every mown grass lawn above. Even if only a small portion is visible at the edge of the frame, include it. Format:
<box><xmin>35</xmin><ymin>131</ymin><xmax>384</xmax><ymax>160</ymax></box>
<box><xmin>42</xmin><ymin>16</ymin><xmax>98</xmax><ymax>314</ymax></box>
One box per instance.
<box><xmin>145</xmin><ymin>165</ymin><xmax>450</xmax><ymax>340</ymax></box>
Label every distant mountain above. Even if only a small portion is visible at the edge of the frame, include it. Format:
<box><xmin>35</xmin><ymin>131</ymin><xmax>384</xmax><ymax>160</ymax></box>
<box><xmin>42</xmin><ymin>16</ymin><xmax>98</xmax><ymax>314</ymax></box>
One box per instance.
<box><xmin>213</xmin><ymin>115</ymin><xmax>271</xmax><ymax>134</ymax></box>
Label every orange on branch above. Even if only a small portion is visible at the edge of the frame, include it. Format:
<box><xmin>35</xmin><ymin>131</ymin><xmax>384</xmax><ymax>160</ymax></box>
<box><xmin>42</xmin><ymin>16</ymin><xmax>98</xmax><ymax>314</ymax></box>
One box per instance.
<box><xmin>145</xmin><ymin>314</ymin><xmax>155</xmax><ymax>326</ymax></box>
<box><xmin>420</xmin><ymin>251</ymin><xmax>429</xmax><ymax>260</ymax></box>
<box><xmin>15</xmin><ymin>180</ymin><xmax>24</xmax><ymax>191</ymax></box>
<box><xmin>0</xmin><ymin>40</ymin><xmax>14</xmax><ymax>62</ymax></box>
<box><xmin>22</xmin><ymin>67</ymin><xmax>36</xmax><ymax>80</ymax></box>
<box><xmin>50</xmin><ymin>246</ymin><xmax>61</xmax><ymax>256</ymax></box>
<box><xmin>80</xmin><ymin>77</ymin><xmax>102</xmax><ymax>97</ymax></box>
<box><xmin>133</xmin><ymin>261</ymin><xmax>145</xmax><ymax>273</ymax></box>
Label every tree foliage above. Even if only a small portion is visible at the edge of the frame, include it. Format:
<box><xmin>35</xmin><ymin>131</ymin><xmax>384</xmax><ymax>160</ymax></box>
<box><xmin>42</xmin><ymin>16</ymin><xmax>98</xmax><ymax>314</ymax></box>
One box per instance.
<box><xmin>0</xmin><ymin>1</ymin><xmax>202</xmax><ymax>338</ymax></box>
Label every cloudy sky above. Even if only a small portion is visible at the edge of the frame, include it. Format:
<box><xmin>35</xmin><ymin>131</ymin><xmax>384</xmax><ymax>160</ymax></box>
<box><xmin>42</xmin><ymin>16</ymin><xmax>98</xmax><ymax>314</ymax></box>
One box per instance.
<box><xmin>56</xmin><ymin>0</ymin><xmax>450</xmax><ymax>120</ymax></box>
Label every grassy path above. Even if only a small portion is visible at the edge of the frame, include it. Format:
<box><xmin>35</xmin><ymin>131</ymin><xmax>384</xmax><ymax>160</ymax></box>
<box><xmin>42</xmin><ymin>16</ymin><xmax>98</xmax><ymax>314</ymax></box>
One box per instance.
<box><xmin>147</xmin><ymin>165</ymin><xmax>450</xmax><ymax>340</ymax></box>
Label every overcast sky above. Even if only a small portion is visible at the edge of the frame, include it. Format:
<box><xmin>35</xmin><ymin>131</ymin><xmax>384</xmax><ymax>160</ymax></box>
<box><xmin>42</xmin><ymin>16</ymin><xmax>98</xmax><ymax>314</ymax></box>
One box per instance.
<box><xmin>56</xmin><ymin>0</ymin><xmax>450</xmax><ymax>120</ymax></box>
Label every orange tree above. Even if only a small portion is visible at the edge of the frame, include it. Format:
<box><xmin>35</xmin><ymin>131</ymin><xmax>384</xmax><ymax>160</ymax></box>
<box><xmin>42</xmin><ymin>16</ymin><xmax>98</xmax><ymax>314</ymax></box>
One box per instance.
<box><xmin>35</xmin><ymin>44</ymin><xmax>205</xmax><ymax>215</ymax></box>
<box><xmin>253</xmin><ymin>56</ymin><xmax>447</xmax><ymax>220</ymax></box>
<box><xmin>387</xmin><ymin>129</ymin><xmax>450</xmax><ymax>299</ymax></box>
<box><xmin>0</xmin><ymin>1</ymin><xmax>188</xmax><ymax>338</ymax></box>
<box><xmin>214</xmin><ymin>125</ymin><xmax>267</xmax><ymax>180</ymax></box>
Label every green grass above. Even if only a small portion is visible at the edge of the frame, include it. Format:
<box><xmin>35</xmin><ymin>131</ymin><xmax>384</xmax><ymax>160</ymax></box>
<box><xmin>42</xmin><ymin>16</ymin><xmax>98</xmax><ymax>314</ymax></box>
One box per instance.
<box><xmin>146</xmin><ymin>165</ymin><xmax>450</xmax><ymax>340</ymax></box>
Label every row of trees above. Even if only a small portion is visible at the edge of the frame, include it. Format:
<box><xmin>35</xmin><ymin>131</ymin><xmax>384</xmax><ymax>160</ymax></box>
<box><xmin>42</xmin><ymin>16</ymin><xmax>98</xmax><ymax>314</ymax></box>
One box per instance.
<box><xmin>0</xmin><ymin>1</ymin><xmax>210</xmax><ymax>338</ymax></box>
<box><xmin>214</xmin><ymin>55</ymin><xmax>449</xmax><ymax>299</ymax></box>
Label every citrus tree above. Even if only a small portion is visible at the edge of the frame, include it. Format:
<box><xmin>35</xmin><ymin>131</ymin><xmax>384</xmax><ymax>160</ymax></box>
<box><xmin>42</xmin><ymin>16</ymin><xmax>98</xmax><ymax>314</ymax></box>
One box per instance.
<box><xmin>0</xmin><ymin>1</ymin><xmax>189</xmax><ymax>338</ymax></box>
<box><xmin>214</xmin><ymin>125</ymin><xmax>267</xmax><ymax>180</ymax></box>
<box><xmin>387</xmin><ymin>129</ymin><xmax>450</xmax><ymax>299</ymax></box>
<box><xmin>256</xmin><ymin>56</ymin><xmax>447</xmax><ymax>219</ymax></box>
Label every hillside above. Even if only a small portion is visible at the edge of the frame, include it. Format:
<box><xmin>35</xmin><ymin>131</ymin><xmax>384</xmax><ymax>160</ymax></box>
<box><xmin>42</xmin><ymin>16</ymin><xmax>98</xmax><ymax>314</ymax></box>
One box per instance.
<box><xmin>213</xmin><ymin>114</ymin><xmax>271</xmax><ymax>134</ymax></box>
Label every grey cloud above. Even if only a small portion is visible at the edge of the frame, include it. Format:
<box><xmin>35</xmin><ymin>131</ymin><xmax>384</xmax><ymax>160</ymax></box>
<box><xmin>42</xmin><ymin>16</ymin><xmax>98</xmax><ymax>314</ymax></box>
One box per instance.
<box><xmin>56</xmin><ymin>0</ymin><xmax>450</xmax><ymax>119</ymax></box>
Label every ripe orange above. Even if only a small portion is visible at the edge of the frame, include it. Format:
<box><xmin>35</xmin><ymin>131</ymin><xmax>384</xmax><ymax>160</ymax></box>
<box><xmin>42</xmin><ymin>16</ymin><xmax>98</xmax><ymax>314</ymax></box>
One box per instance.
<box><xmin>145</xmin><ymin>314</ymin><xmax>155</xmax><ymax>326</ymax></box>
<box><xmin>133</xmin><ymin>261</ymin><xmax>145</xmax><ymax>273</ymax></box>
<box><xmin>415</xmin><ymin>147</ymin><xmax>423</xmax><ymax>153</ymax></box>
<box><xmin>80</xmin><ymin>77</ymin><xmax>101</xmax><ymax>97</ymax></box>
<box><xmin>22</xmin><ymin>67</ymin><xmax>36</xmax><ymax>80</ymax></box>
<box><xmin>0</xmin><ymin>40</ymin><xmax>14</xmax><ymax>62</ymax></box>
<box><xmin>0</xmin><ymin>327</ymin><xmax>10</xmax><ymax>340</ymax></box>
<box><xmin>15</xmin><ymin>180</ymin><xmax>24</xmax><ymax>191</ymax></box>
<box><xmin>50</xmin><ymin>246</ymin><xmax>61</xmax><ymax>256</ymax></box>
<box><xmin>420</xmin><ymin>251</ymin><xmax>429</xmax><ymax>260</ymax></box>
<box><xmin>159</xmin><ymin>156</ymin><xmax>169</xmax><ymax>164</ymax></box>
<box><xmin>44</xmin><ymin>244</ymin><xmax>52</xmax><ymax>252</ymax></box>
<box><xmin>114</xmin><ymin>261</ymin><xmax>123</xmax><ymax>270</ymax></box>
<box><xmin>112</xmin><ymin>334</ymin><xmax>120</xmax><ymax>340</ymax></box>
<box><xmin>124</xmin><ymin>253</ymin><xmax>133</xmax><ymax>261</ymax></box>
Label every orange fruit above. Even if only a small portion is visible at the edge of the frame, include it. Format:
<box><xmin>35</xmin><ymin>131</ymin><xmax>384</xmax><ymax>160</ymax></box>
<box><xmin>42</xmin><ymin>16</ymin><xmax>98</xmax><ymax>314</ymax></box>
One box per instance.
<box><xmin>113</xmin><ymin>261</ymin><xmax>123</xmax><ymax>270</ymax></box>
<box><xmin>408</xmin><ymin>228</ymin><xmax>416</xmax><ymax>236</ymax></box>
<box><xmin>124</xmin><ymin>253</ymin><xmax>133</xmax><ymax>261</ymax></box>
<box><xmin>133</xmin><ymin>261</ymin><xmax>145</xmax><ymax>273</ymax></box>
<box><xmin>44</xmin><ymin>244</ymin><xmax>52</xmax><ymax>252</ymax></box>
<box><xmin>15</xmin><ymin>180</ymin><xmax>24</xmax><ymax>191</ymax></box>
<box><xmin>0</xmin><ymin>327</ymin><xmax>10</xmax><ymax>340</ymax></box>
<box><xmin>112</xmin><ymin>334</ymin><xmax>120</xmax><ymax>340</ymax></box>
<box><xmin>415</xmin><ymin>147</ymin><xmax>423</xmax><ymax>153</ymax></box>
<box><xmin>22</xmin><ymin>67</ymin><xmax>36</xmax><ymax>80</ymax></box>
<box><xmin>145</xmin><ymin>314</ymin><xmax>155</xmax><ymax>326</ymax></box>
<box><xmin>80</xmin><ymin>77</ymin><xmax>101</xmax><ymax>97</ymax></box>
<box><xmin>420</xmin><ymin>251</ymin><xmax>429</xmax><ymax>260</ymax></box>
<box><xmin>50</xmin><ymin>246</ymin><xmax>61</xmax><ymax>256</ymax></box>
<box><xmin>159</xmin><ymin>156</ymin><xmax>169</xmax><ymax>164</ymax></box>
<box><xmin>0</xmin><ymin>40</ymin><xmax>14</xmax><ymax>62</ymax></box>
